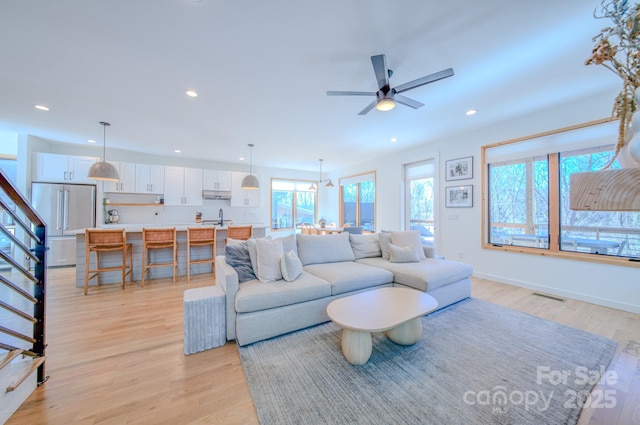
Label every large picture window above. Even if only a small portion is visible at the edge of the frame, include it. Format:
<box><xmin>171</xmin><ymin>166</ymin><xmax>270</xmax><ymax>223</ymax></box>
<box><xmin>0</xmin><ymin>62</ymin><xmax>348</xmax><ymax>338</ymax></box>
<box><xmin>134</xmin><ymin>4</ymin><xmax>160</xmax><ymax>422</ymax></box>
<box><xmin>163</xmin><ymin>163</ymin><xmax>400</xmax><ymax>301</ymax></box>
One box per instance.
<box><xmin>271</xmin><ymin>179</ymin><xmax>316</xmax><ymax>231</ymax></box>
<box><xmin>483</xmin><ymin>119</ymin><xmax>639</xmax><ymax>265</ymax></box>
<box><xmin>339</xmin><ymin>172</ymin><xmax>376</xmax><ymax>232</ymax></box>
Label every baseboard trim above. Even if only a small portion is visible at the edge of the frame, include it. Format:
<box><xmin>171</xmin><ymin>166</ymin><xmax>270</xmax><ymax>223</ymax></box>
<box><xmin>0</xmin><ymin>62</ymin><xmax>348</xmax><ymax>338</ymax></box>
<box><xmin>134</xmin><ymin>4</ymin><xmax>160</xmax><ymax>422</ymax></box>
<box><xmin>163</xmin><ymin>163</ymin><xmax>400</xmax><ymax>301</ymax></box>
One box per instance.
<box><xmin>472</xmin><ymin>272</ymin><xmax>640</xmax><ymax>314</ymax></box>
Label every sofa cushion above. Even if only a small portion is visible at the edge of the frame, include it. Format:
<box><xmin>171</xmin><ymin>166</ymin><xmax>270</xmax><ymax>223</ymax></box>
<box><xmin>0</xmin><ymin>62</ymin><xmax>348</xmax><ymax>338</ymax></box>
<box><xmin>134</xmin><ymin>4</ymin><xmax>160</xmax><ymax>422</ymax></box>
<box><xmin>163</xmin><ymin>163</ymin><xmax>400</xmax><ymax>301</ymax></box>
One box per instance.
<box><xmin>281</xmin><ymin>250</ymin><xmax>303</xmax><ymax>282</ymax></box>
<box><xmin>224</xmin><ymin>242</ymin><xmax>256</xmax><ymax>283</ymax></box>
<box><xmin>279</xmin><ymin>233</ymin><xmax>297</xmax><ymax>256</ymax></box>
<box><xmin>391</xmin><ymin>230</ymin><xmax>426</xmax><ymax>260</ymax></box>
<box><xmin>297</xmin><ymin>232</ymin><xmax>355</xmax><ymax>265</ymax></box>
<box><xmin>255</xmin><ymin>237</ymin><xmax>284</xmax><ymax>283</ymax></box>
<box><xmin>235</xmin><ymin>271</ymin><xmax>331</xmax><ymax>313</ymax></box>
<box><xmin>303</xmin><ymin>261</ymin><xmax>393</xmax><ymax>296</ymax></box>
<box><xmin>356</xmin><ymin>257</ymin><xmax>473</xmax><ymax>292</ymax></box>
<box><xmin>389</xmin><ymin>243</ymin><xmax>420</xmax><ymax>263</ymax></box>
<box><xmin>349</xmin><ymin>234</ymin><xmax>381</xmax><ymax>259</ymax></box>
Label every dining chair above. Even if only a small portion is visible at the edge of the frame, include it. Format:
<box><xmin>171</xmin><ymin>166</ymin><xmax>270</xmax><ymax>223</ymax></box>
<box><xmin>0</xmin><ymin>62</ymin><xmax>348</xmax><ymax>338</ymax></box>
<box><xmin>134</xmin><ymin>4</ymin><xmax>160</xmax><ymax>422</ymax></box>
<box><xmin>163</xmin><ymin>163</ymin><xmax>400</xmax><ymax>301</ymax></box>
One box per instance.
<box><xmin>84</xmin><ymin>228</ymin><xmax>132</xmax><ymax>295</ymax></box>
<box><xmin>341</xmin><ymin>226</ymin><xmax>363</xmax><ymax>235</ymax></box>
<box><xmin>142</xmin><ymin>227</ymin><xmax>177</xmax><ymax>286</ymax></box>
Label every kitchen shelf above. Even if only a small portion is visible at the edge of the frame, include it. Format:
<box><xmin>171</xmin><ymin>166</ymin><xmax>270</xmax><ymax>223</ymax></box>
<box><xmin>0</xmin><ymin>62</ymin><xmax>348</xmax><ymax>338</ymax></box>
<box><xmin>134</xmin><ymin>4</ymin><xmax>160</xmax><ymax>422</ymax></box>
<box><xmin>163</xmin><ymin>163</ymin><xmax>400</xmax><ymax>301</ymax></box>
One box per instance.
<box><xmin>105</xmin><ymin>203</ymin><xmax>164</xmax><ymax>206</ymax></box>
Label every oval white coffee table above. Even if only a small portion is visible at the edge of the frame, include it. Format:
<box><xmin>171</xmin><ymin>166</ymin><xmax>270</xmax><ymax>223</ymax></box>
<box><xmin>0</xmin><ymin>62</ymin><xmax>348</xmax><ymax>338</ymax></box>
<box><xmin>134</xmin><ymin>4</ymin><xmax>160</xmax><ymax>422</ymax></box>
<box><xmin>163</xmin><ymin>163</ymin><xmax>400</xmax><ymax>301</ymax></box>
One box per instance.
<box><xmin>326</xmin><ymin>287</ymin><xmax>438</xmax><ymax>365</ymax></box>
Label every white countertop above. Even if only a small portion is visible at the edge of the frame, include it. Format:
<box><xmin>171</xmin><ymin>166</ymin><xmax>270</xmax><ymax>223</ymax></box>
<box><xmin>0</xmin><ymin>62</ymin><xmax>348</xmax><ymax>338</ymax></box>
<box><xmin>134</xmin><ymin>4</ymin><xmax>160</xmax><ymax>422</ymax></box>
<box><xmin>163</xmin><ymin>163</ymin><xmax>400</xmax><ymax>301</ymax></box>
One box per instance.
<box><xmin>95</xmin><ymin>223</ymin><xmax>265</xmax><ymax>232</ymax></box>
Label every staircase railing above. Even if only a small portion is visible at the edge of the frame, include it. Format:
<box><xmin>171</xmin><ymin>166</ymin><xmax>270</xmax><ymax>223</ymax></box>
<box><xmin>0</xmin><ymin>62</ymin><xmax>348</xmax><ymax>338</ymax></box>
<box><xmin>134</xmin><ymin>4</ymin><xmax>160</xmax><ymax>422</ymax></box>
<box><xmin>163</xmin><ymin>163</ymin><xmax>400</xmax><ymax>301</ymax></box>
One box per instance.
<box><xmin>0</xmin><ymin>168</ymin><xmax>47</xmax><ymax>385</ymax></box>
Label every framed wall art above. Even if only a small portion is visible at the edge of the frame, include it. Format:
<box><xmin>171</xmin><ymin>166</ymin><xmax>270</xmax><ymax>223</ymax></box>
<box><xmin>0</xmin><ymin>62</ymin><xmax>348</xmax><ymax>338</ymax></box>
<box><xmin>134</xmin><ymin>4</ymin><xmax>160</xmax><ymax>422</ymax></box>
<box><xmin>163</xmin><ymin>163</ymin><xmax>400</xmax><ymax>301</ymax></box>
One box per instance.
<box><xmin>445</xmin><ymin>156</ymin><xmax>473</xmax><ymax>181</ymax></box>
<box><xmin>445</xmin><ymin>185</ymin><xmax>473</xmax><ymax>208</ymax></box>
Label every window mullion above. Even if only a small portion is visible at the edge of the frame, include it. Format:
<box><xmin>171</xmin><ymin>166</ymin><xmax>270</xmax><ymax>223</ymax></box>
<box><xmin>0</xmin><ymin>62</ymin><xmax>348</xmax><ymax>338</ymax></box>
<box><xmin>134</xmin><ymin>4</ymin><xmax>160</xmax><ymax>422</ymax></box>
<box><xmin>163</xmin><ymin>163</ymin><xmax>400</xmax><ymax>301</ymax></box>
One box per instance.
<box><xmin>548</xmin><ymin>153</ymin><xmax>560</xmax><ymax>252</ymax></box>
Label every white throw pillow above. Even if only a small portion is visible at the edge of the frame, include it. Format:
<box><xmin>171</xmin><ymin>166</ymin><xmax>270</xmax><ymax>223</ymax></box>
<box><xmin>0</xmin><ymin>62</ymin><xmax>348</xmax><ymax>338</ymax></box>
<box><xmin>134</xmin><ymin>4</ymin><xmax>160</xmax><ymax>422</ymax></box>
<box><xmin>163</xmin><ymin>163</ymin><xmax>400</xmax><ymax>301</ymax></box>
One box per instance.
<box><xmin>389</xmin><ymin>243</ymin><xmax>420</xmax><ymax>263</ymax></box>
<box><xmin>247</xmin><ymin>238</ymin><xmax>259</xmax><ymax>277</ymax></box>
<box><xmin>378</xmin><ymin>232</ymin><xmax>392</xmax><ymax>260</ymax></box>
<box><xmin>280</xmin><ymin>250</ymin><xmax>303</xmax><ymax>282</ymax></box>
<box><xmin>391</xmin><ymin>230</ymin><xmax>426</xmax><ymax>260</ymax></box>
<box><xmin>255</xmin><ymin>237</ymin><xmax>284</xmax><ymax>283</ymax></box>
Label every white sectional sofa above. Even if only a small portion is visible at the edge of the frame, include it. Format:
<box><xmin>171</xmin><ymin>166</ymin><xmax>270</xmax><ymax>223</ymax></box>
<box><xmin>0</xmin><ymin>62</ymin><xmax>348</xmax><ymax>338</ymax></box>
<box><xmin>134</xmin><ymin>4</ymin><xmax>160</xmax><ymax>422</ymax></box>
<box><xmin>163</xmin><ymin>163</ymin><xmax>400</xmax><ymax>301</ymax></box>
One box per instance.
<box><xmin>215</xmin><ymin>231</ymin><xmax>473</xmax><ymax>346</ymax></box>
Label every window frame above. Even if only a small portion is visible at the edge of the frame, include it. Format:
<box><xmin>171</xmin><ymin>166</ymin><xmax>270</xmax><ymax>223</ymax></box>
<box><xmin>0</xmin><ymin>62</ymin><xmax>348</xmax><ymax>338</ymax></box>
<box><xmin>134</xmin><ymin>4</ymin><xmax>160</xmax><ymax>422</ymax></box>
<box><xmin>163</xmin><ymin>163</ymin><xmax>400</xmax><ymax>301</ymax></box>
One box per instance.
<box><xmin>339</xmin><ymin>171</ymin><xmax>376</xmax><ymax>232</ymax></box>
<box><xmin>270</xmin><ymin>178</ymin><xmax>317</xmax><ymax>232</ymax></box>
<box><xmin>482</xmin><ymin>118</ymin><xmax>639</xmax><ymax>268</ymax></box>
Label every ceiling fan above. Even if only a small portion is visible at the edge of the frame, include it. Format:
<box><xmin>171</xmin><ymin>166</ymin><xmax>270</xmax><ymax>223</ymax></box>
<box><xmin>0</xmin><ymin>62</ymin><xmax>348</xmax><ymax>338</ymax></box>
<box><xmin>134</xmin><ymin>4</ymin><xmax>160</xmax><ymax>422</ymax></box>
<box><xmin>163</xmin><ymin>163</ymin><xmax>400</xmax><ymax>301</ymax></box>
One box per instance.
<box><xmin>327</xmin><ymin>54</ymin><xmax>454</xmax><ymax>115</ymax></box>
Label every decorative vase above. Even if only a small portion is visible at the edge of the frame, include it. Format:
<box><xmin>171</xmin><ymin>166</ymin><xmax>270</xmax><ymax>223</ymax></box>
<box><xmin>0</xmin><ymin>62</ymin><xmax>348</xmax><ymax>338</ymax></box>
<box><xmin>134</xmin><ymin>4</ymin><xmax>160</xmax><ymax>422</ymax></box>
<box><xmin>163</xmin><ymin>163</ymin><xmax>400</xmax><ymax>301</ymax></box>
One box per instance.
<box><xmin>319</xmin><ymin>217</ymin><xmax>326</xmax><ymax>228</ymax></box>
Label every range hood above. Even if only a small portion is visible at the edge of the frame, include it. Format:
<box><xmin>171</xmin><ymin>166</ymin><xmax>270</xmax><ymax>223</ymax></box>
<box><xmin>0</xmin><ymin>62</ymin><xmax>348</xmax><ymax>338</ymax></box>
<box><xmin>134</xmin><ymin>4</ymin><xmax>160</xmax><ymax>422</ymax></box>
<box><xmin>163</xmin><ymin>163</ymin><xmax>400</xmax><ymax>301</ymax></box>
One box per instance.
<box><xmin>202</xmin><ymin>190</ymin><xmax>231</xmax><ymax>200</ymax></box>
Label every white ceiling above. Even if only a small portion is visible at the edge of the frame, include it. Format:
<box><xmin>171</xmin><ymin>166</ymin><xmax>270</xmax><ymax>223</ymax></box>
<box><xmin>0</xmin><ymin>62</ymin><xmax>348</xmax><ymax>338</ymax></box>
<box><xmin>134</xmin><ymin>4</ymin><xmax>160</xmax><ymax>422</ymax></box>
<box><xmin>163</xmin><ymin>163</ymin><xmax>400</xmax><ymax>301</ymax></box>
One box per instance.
<box><xmin>0</xmin><ymin>0</ymin><xmax>620</xmax><ymax>172</ymax></box>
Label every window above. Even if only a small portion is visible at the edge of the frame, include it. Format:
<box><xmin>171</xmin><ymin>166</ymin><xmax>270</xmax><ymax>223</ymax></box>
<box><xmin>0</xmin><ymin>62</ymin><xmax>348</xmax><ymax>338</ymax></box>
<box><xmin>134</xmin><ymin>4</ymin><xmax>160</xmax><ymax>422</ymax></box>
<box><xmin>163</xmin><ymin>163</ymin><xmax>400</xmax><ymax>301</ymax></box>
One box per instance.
<box><xmin>405</xmin><ymin>160</ymin><xmax>435</xmax><ymax>245</ymax></box>
<box><xmin>339</xmin><ymin>172</ymin><xmax>375</xmax><ymax>232</ymax></box>
<box><xmin>483</xmin><ymin>119</ymin><xmax>639</xmax><ymax>264</ymax></box>
<box><xmin>271</xmin><ymin>179</ymin><xmax>316</xmax><ymax>230</ymax></box>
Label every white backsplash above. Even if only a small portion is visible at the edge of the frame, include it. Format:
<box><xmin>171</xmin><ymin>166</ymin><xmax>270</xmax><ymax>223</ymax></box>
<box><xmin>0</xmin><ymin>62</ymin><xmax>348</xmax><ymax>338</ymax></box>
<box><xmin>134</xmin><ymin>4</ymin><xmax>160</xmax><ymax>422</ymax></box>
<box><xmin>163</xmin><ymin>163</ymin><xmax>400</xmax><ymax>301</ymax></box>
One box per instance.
<box><xmin>101</xmin><ymin>199</ymin><xmax>262</xmax><ymax>226</ymax></box>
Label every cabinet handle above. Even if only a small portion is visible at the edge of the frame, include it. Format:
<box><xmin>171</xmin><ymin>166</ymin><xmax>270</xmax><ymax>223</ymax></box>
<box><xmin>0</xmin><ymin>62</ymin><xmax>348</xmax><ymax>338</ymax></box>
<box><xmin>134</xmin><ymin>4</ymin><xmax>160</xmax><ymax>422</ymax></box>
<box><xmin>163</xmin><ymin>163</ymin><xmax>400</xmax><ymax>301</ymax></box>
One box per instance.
<box><xmin>150</xmin><ymin>184</ymin><xmax>153</xmax><ymax>192</ymax></box>
<box><xmin>70</xmin><ymin>171</ymin><xmax>73</xmax><ymax>180</ymax></box>
<box><xmin>147</xmin><ymin>184</ymin><xmax>151</xmax><ymax>192</ymax></box>
<box><xmin>64</xmin><ymin>171</ymin><xmax>68</xmax><ymax>180</ymax></box>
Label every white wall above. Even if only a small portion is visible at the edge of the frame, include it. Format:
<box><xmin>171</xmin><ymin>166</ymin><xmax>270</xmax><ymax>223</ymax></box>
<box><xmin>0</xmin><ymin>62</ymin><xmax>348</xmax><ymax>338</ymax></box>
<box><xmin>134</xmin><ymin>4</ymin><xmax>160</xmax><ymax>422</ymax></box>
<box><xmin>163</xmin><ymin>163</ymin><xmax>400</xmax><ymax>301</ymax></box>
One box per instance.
<box><xmin>327</xmin><ymin>89</ymin><xmax>640</xmax><ymax>314</ymax></box>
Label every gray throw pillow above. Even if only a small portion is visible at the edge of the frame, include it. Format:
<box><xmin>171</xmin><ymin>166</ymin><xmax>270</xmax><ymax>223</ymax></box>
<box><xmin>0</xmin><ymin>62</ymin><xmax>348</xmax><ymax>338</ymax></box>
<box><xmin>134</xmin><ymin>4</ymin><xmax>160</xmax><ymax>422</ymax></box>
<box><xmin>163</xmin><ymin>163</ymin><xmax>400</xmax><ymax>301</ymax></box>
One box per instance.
<box><xmin>224</xmin><ymin>243</ymin><xmax>257</xmax><ymax>283</ymax></box>
<box><xmin>281</xmin><ymin>250</ymin><xmax>303</xmax><ymax>281</ymax></box>
<box><xmin>349</xmin><ymin>234</ymin><xmax>381</xmax><ymax>259</ymax></box>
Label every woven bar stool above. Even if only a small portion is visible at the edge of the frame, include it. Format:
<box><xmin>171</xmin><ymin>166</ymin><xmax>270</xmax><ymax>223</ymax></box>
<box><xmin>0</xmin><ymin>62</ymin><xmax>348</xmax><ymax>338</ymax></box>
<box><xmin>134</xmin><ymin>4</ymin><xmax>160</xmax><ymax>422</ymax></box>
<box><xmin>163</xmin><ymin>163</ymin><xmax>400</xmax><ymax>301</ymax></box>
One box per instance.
<box><xmin>187</xmin><ymin>227</ymin><xmax>216</xmax><ymax>282</ymax></box>
<box><xmin>142</xmin><ymin>227</ymin><xmax>177</xmax><ymax>286</ymax></box>
<box><xmin>84</xmin><ymin>228</ymin><xmax>132</xmax><ymax>295</ymax></box>
<box><xmin>225</xmin><ymin>225</ymin><xmax>253</xmax><ymax>243</ymax></box>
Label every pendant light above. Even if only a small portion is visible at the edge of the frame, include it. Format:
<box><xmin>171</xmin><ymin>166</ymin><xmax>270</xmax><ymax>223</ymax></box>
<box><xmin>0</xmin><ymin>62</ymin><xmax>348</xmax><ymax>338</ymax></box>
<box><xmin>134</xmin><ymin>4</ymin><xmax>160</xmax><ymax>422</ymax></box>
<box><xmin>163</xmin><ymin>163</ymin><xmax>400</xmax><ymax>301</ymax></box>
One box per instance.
<box><xmin>88</xmin><ymin>121</ymin><xmax>119</xmax><ymax>181</ymax></box>
<box><xmin>310</xmin><ymin>158</ymin><xmax>334</xmax><ymax>190</ymax></box>
<box><xmin>241</xmin><ymin>143</ymin><xmax>259</xmax><ymax>190</ymax></box>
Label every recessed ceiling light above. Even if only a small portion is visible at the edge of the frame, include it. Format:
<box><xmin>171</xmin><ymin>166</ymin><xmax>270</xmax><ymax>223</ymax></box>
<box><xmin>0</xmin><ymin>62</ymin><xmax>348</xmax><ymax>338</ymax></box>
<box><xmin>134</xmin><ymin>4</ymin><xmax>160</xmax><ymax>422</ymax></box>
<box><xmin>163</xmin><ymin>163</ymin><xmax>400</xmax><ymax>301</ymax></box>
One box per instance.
<box><xmin>239</xmin><ymin>157</ymin><xmax>245</xmax><ymax>161</ymax></box>
<box><xmin>87</xmin><ymin>139</ymin><xmax>97</xmax><ymax>144</ymax></box>
<box><xmin>174</xmin><ymin>149</ymin><xmax>182</xmax><ymax>153</ymax></box>
<box><xmin>466</xmin><ymin>109</ymin><xmax>477</xmax><ymax>116</ymax></box>
<box><xmin>185</xmin><ymin>90</ymin><xmax>198</xmax><ymax>97</ymax></box>
<box><xmin>34</xmin><ymin>104</ymin><xmax>50</xmax><ymax>111</ymax></box>
<box><xmin>390</xmin><ymin>137</ymin><xmax>398</xmax><ymax>143</ymax></box>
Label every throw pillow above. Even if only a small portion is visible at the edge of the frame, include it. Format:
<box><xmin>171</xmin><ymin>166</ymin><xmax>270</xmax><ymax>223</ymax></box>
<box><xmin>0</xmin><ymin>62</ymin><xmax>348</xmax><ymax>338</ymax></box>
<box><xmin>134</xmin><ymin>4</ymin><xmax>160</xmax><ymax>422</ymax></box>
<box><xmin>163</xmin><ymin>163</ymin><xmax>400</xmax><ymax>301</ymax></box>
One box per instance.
<box><xmin>378</xmin><ymin>232</ymin><xmax>392</xmax><ymax>260</ymax></box>
<box><xmin>247</xmin><ymin>238</ymin><xmax>259</xmax><ymax>278</ymax></box>
<box><xmin>280</xmin><ymin>233</ymin><xmax>297</xmax><ymax>256</ymax></box>
<box><xmin>349</xmin><ymin>234</ymin><xmax>381</xmax><ymax>259</ymax></box>
<box><xmin>391</xmin><ymin>230</ymin><xmax>427</xmax><ymax>260</ymax></box>
<box><xmin>388</xmin><ymin>243</ymin><xmax>420</xmax><ymax>263</ymax></box>
<box><xmin>280</xmin><ymin>249</ymin><xmax>303</xmax><ymax>282</ymax></box>
<box><xmin>255</xmin><ymin>237</ymin><xmax>284</xmax><ymax>283</ymax></box>
<box><xmin>224</xmin><ymin>243</ymin><xmax>257</xmax><ymax>283</ymax></box>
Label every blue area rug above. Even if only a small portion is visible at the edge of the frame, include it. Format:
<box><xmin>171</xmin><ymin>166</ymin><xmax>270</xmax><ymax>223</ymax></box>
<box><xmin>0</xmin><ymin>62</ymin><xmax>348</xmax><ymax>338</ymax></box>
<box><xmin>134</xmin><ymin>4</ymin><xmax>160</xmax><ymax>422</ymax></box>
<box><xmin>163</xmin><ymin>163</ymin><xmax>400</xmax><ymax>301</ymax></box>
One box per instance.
<box><xmin>239</xmin><ymin>298</ymin><xmax>617</xmax><ymax>425</ymax></box>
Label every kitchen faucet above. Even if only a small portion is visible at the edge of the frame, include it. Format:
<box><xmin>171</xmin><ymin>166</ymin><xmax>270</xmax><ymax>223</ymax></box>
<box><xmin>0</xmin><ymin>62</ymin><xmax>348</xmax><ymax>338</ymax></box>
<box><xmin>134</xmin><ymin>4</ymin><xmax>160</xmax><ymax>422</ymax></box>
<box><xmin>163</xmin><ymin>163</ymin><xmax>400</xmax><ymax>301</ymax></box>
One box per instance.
<box><xmin>219</xmin><ymin>208</ymin><xmax>224</xmax><ymax>226</ymax></box>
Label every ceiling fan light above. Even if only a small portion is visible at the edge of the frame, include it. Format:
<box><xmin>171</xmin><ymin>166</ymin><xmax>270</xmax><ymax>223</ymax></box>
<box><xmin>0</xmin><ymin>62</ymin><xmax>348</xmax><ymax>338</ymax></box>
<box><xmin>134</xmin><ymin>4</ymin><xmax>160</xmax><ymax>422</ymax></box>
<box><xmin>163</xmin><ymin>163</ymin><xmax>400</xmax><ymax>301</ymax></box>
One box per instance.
<box><xmin>376</xmin><ymin>98</ymin><xmax>396</xmax><ymax>112</ymax></box>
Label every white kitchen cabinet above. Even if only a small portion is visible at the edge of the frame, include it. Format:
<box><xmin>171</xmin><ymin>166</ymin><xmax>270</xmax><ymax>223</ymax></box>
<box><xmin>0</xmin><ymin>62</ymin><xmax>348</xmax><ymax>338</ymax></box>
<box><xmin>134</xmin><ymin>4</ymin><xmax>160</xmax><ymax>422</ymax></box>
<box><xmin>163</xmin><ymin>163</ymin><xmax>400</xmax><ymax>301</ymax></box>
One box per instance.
<box><xmin>33</xmin><ymin>152</ymin><xmax>99</xmax><ymax>183</ymax></box>
<box><xmin>202</xmin><ymin>169</ymin><xmax>231</xmax><ymax>191</ymax></box>
<box><xmin>135</xmin><ymin>164</ymin><xmax>165</xmax><ymax>194</ymax></box>
<box><xmin>103</xmin><ymin>161</ymin><xmax>136</xmax><ymax>193</ymax></box>
<box><xmin>164</xmin><ymin>166</ymin><xmax>203</xmax><ymax>206</ymax></box>
<box><xmin>231</xmin><ymin>172</ymin><xmax>260</xmax><ymax>207</ymax></box>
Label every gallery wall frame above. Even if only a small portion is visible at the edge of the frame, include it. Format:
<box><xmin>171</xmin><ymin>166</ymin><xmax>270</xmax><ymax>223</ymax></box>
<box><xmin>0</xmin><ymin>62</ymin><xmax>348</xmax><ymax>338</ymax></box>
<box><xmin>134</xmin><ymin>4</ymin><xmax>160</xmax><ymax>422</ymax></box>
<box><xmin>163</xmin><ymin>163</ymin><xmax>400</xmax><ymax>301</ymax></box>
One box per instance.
<box><xmin>445</xmin><ymin>185</ymin><xmax>473</xmax><ymax>208</ymax></box>
<box><xmin>445</xmin><ymin>156</ymin><xmax>473</xmax><ymax>181</ymax></box>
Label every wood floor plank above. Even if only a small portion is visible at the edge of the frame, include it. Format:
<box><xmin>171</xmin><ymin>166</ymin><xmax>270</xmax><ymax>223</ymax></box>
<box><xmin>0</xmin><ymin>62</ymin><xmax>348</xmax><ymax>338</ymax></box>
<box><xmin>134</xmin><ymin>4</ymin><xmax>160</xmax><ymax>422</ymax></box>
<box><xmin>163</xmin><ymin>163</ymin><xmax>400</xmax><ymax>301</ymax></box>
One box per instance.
<box><xmin>5</xmin><ymin>270</ymin><xmax>639</xmax><ymax>424</ymax></box>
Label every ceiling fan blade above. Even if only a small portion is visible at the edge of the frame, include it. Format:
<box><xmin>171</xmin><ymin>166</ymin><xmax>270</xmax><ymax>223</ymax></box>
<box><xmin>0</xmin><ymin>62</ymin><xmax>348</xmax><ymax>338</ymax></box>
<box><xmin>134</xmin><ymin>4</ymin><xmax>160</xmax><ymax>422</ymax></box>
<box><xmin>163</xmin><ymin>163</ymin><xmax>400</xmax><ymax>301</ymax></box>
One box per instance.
<box><xmin>358</xmin><ymin>99</ymin><xmax>377</xmax><ymax>115</ymax></box>
<box><xmin>394</xmin><ymin>94</ymin><xmax>424</xmax><ymax>109</ymax></box>
<box><xmin>371</xmin><ymin>54</ymin><xmax>390</xmax><ymax>90</ymax></box>
<box><xmin>393</xmin><ymin>68</ymin><xmax>454</xmax><ymax>94</ymax></box>
<box><xmin>326</xmin><ymin>90</ymin><xmax>376</xmax><ymax>96</ymax></box>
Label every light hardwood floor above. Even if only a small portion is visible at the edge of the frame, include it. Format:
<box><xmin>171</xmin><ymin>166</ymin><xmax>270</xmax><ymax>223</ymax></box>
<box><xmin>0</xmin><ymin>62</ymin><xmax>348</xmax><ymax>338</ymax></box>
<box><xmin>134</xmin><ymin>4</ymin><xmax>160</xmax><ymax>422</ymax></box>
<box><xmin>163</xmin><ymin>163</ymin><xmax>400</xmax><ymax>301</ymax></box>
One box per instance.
<box><xmin>5</xmin><ymin>269</ymin><xmax>640</xmax><ymax>424</ymax></box>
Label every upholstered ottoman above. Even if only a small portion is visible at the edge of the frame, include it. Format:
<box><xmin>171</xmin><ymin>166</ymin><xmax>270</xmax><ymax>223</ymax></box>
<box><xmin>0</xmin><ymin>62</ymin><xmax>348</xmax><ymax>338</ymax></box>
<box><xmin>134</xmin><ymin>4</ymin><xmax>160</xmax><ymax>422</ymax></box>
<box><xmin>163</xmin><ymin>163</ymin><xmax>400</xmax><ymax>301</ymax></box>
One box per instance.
<box><xmin>183</xmin><ymin>285</ymin><xmax>226</xmax><ymax>355</ymax></box>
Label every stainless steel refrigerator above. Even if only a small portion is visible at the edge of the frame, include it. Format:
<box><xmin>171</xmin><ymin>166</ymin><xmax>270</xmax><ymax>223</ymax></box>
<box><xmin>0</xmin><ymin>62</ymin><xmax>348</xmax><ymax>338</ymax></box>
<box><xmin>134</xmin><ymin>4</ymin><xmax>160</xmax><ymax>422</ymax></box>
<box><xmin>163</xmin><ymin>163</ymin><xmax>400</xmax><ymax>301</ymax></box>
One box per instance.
<box><xmin>31</xmin><ymin>182</ymin><xmax>96</xmax><ymax>267</ymax></box>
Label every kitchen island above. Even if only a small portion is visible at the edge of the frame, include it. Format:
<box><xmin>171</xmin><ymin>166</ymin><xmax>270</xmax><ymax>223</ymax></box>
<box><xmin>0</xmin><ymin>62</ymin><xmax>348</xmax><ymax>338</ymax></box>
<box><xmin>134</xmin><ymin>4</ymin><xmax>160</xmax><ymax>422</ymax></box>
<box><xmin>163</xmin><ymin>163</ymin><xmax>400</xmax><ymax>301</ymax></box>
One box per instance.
<box><xmin>75</xmin><ymin>224</ymin><xmax>266</xmax><ymax>288</ymax></box>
